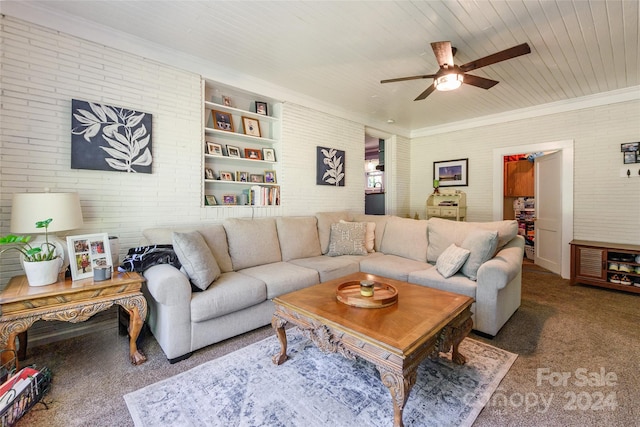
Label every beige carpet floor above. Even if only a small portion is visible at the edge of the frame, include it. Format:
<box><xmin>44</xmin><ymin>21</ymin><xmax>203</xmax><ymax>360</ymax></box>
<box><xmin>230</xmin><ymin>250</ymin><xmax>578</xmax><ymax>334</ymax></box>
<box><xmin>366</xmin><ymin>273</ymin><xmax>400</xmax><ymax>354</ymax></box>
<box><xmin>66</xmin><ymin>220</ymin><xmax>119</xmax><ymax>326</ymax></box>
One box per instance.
<box><xmin>14</xmin><ymin>262</ymin><xmax>640</xmax><ymax>426</ymax></box>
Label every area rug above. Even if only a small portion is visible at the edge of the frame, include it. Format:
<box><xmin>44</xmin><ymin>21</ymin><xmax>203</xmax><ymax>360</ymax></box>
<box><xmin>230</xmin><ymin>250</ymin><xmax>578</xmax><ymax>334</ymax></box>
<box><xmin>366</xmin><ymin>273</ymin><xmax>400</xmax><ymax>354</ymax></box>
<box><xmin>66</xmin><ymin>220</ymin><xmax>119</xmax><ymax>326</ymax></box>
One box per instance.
<box><xmin>125</xmin><ymin>328</ymin><xmax>516</xmax><ymax>427</ymax></box>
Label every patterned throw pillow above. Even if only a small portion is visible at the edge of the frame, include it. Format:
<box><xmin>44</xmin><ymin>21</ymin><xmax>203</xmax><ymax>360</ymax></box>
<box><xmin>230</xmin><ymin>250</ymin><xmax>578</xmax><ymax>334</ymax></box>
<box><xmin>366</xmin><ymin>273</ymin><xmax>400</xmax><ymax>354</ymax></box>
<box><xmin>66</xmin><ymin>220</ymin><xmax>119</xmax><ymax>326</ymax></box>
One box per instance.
<box><xmin>119</xmin><ymin>244</ymin><xmax>182</xmax><ymax>273</ymax></box>
<box><xmin>327</xmin><ymin>222</ymin><xmax>368</xmax><ymax>256</ymax></box>
<box><xmin>436</xmin><ymin>244</ymin><xmax>471</xmax><ymax>278</ymax></box>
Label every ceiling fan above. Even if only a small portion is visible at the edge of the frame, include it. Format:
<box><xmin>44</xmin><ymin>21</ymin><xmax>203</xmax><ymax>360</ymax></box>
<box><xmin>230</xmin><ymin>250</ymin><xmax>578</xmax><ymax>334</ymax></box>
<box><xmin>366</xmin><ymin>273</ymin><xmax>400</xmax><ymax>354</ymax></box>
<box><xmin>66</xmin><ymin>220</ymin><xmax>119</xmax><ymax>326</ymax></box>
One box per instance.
<box><xmin>381</xmin><ymin>41</ymin><xmax>531</xmax><ymax>101</ymax></box>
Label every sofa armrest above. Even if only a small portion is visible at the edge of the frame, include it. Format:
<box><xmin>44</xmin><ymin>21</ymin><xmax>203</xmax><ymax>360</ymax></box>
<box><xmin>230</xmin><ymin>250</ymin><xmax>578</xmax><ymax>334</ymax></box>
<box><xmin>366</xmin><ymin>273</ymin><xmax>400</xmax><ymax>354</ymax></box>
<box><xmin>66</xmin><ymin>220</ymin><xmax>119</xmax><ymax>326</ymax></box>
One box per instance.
<box><xmin>143</xmin><ymin>264</ymin><xmax>191</xmax><ymax>306</ymax></box>
<box><xmin>476</xmin><ymin>235</ymin><xmax>524</xmax><ymax>292</ymax></box>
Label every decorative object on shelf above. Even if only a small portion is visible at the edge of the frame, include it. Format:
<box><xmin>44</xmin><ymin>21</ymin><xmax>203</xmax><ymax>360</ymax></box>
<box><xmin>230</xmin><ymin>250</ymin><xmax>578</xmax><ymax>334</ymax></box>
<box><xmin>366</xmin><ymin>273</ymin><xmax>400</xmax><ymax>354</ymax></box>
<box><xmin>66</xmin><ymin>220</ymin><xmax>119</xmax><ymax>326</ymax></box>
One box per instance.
<box><xmin>226</xmin><ymin>145</ymin><xmax>241</xmax><ymax>158</ymax></box>
<box><xmin>433</xmin><ymin>158</ymin><xmax>468</xmax><ymax>187</ymax></box>
<box><xmin>206</xmin><ymin>142</ymin><xmax>223</xmax><ymax>156</ymax></box>
<box><xmin>255</xmin><ymin>101</ymin><xmax>268</xmax><ymax>116</ymax></box>
<box><xmin>250</xmin><ymin>174</ymin><xmax>264</xmax><ymax>183</ymax></box>
<box><xmin>433</xmin><ymin>179</ymin><xmax>440</xmax><ymax>194</ymax></box>
<box><xmin>236</xmin><ymin>171</ymin><xmax>249</xmax><ymax>182</ymax></box>
<box><xmin>222</xmin><ymin>95</ymin><xmax>232</xmax><ymax>106</ymax></box>
<box><xmin>219</xmin><ymin>171</ymin><xmax>234</xmax><ymax>181</ymax></box>
<box><xmin>316</xmin><ymin>146</ymin><xmax>345</xmax><ymax>186</ymax></box>
<box><xmin>205</xmin><ymin>168</ymin><xmax>215</xmax><ymax>180</ymax></box>
<box><xmin>66</xmin><ymin>233</ymin><xmax>112</xmax><ymax>281</ymax></box>
<box><xmin>265</xmin><ymin>170</ymin><xmax>277</xmax><ymax>183</ymax></box>
<box><xmin>71</xmin><ymin>99</ymin><xmax>152</xmax><ymax>173</ymax></box>
<box><xmin>223</xmin><ymin>195</ymin><xmax>237</xmax><ymax>205</ymax></box>
<box><xmin>242</xmin><ymin>117</ymin><xmax>261</xmax><ymax>137</ymax></box>
<box><xmin>621</xmin><ymin>142</ymin><xmax>639</xmax><ymax>164</ymax></box>
<box><xmin>205</xmin><ymin>195</ymin><xmax>217</xmax><ymax>206</ymax></box>
<box><xmin>263</xmin><ymin>148</ymin><xmax>276</xmax><ymax>162</ymax></box>
<box><xmin>244</xmin><ymin>148</ymin><xmax>262</xmax><ymax>160</ymax></box>
<box><xmin>8</xmin><ymin>191</ymin><xmax>84</xmax><ymax>275</ymax></box>
<box><xmin>212</xmin><ymin>110</ymin><xmax>234</xmax><ymax>132</ymax></box>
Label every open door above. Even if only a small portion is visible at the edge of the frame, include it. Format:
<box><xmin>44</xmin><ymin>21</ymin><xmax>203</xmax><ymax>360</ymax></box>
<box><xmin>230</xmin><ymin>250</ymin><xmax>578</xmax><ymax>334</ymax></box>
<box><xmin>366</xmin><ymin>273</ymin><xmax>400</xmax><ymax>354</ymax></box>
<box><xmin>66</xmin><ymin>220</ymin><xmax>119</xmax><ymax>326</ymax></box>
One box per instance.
<box><xmin>534</xmin><ymin>151</ymin><xmax>562</xmax><ymax>274</ymax></box>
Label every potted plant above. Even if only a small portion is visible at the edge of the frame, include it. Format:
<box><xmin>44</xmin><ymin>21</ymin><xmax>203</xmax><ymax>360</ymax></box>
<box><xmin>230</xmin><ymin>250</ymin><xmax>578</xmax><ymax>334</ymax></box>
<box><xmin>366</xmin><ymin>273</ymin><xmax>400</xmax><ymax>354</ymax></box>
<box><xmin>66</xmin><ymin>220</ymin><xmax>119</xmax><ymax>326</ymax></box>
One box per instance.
<box><xmin>0</xmin><ymin>218</ymin><xmax>63</xmax><ymax>286</ymax></box>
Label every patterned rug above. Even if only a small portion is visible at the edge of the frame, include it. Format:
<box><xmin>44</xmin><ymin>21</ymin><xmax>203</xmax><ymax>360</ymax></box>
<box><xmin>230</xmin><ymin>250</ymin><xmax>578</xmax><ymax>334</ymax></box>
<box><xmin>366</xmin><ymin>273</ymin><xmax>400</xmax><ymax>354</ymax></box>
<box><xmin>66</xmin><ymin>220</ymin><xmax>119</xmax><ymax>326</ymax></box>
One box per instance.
<box><xmin>125</xmin><ymin>328</ymin><xmax>516</xmax><ymax>427</ymax></box>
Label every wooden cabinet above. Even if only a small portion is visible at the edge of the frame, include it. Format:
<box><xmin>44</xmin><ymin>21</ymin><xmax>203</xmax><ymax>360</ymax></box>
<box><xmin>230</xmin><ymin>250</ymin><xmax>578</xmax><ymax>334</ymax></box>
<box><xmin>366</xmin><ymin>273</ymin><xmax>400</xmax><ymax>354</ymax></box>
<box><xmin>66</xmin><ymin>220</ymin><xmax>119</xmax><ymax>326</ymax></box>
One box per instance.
<box><xmin>570</xmin><ymin>240</ymin><xmax>640</xmax><ymax>294</ymax></box>
<box><xmin>426</xmin><ymin>191</ymin><xmax>466</xmax><ymax>221</ymax></box>
<box><xmin>504</xmin><ymin>160</ymin><xmax>534</xmax><ymax>196</ymax></box>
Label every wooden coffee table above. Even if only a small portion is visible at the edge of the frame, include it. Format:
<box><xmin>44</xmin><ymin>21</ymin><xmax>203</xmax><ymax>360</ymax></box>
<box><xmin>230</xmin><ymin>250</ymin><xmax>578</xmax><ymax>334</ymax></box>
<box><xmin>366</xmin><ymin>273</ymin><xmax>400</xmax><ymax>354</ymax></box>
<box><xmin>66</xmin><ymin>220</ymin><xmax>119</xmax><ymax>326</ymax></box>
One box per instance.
<box><xmin>0</xmin><ymin>271</ymin><xmax>147</xmax><ymax>367</ymax></box>
<box><xmin>271</xmin><ymin>272</ymin><xmax>473</xmax><ymax>427</ymax></box>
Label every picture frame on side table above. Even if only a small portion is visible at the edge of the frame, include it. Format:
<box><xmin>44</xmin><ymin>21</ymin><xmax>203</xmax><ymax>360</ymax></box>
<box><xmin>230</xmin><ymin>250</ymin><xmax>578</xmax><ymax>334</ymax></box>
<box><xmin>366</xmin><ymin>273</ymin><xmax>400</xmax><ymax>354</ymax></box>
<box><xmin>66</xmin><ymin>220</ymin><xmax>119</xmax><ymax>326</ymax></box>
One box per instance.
<box><xmin>244</xmin><ymin>148</ymin><xmax>262</xmax><ymax>160</ymax></box>
<box><xmin>255</xmin><ymin>101</ymin><xmax>268</xmax><ymax>116</ymax></box>
<box><xmin>223</xmin><ymin>194</ymin><xmax>237</xmax><ymax>205</ymax></box>
<box><xmin>433</xmin><ymin>158</ymin><xmax>468</xmax><ymax>187</ymax></box>
<box><xmin>212</xmin><ymin>110</ymin><xmax>234</xmax><ymax>132</ymax></box>
<box><xmin>66</xmin><ymin>233</ymin><xmax>112</xmax><ymax>281</ymax></box>
<box><xmin>219</xmin><ymin>171</ymin><xmax>234</xmax><ymax>181</ymax></box>
<box><xmin>262</xmin><ymin>148</ymin><xmax>276</xmax><ymax>162</ymax></box>
<box><xmin>226</xmin><ymin>145</ymin><xmax>241</xmax><ymax>158</ymax></box>
<box><xmin>206</xmin><ymin>141</ymin><xmax>223</xmax><ymax>156</ymax></box>
<box><xmin>265</xmin><ymin>170</ymin><xmax>277</xmax><ymax>183</ymax></box>
<box><xmin>242</xmin><ymin>116</ymin><xmax>261</xmax><ymax>137</ymax></box>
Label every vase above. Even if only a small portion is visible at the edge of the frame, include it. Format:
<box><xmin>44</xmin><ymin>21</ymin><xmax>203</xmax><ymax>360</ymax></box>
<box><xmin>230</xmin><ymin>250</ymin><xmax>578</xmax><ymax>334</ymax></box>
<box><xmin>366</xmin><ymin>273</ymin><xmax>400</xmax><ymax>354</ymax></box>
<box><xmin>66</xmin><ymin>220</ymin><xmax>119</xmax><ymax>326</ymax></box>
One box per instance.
<box><xmin>23</xmin><ymin>258</ymin><xmax>63</xmax><ymax>287</ymax></box>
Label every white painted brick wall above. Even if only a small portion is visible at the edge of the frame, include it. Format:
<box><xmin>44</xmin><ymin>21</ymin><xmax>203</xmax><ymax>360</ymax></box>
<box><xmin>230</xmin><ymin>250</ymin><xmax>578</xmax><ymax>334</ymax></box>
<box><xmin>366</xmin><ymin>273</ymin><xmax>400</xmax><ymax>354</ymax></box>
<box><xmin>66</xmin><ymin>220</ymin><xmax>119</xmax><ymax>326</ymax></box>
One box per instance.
<box><xmin>410</xmin><ymin>100</ymin><xmax>640</xmax><ymax>244</ymax></box>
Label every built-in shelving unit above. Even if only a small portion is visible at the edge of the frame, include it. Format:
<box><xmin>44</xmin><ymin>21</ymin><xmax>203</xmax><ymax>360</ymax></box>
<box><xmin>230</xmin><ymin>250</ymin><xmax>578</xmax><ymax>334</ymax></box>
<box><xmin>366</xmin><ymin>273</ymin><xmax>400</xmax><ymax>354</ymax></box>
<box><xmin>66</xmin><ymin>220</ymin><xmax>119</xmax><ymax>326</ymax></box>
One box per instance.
<box><xmin>202</xmin><ymin>80</ymin><xmax>282</xmax><ymax>207</ymax></box>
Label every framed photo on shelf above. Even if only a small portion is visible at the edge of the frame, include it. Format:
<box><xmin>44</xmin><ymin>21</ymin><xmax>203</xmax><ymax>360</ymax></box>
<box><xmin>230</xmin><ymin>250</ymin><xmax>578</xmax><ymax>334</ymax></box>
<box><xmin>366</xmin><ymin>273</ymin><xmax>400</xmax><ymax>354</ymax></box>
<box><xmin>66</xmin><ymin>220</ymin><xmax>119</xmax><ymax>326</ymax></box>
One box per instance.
<box><xmin>206</xmin><ymin>141</ymin><xmax>223</xmax><ymax>156</ymax></box>
<box><xmin>433</xmin><ymin>158</ymin><xmax>468</xmax><ymax>187</ymax></box>
<box><xmin>212</xmin><ymin>110</ymin><xmax>234</xmax><ymax>132</ymax></box>
<box><xmin>66</xmin><ymin>233</ymin><xmax>112</xmax><ymax>281</ymax></box>
<box><xmin>205</xmin><ymin>168</ymin><xmax>215</xmax><ymax>180</ymax></box>
<box><xmin>223</xmin><ymin>194</ymin><xmax>237</xmax><ymax>205</ymax></box>
<box><xmin>620</xmin><ymin>142</ymin><xmax>638</xmax><ymax>152</ymax></box>
<box><xmin>262</xmin><ymin>148</ymin><xmax>276</xmax><ymax>162</ymax></box>
<box><xmin>623</xmin><ymin>151</ymin><xmax>637</xmax><ymax>164</ymax></box>
<box><xmin>250</xmin><ymin>174</ymin><xmax>264</xmax><ymax>183</ymax></box>
<box><xmin>226</xmin><ymin>145</ymin><xmax>241</xmax><ymax>158</ymax></box>
<box><xmin>255</xmin><ymin>101</ymin><xmax>268</xmax><ymax>116</ymax></box>
<box><xmin>265</xmin><ymin>170</ymin><xmax>277</xmax><ymax>183</ymax></box>
<box><xmin>219</xmin><ymin>171</ymin><xmax>234</xmax><ymax>181</ymax></box>
<box><xmin>205</xmin><ymin>195</ymin><xmax>217</xmax><ymax>206</ymax></box>
<box><xmin>244</xmin><ymin>148</ymin><xmax>262</xmax><ymax>160</ymax></box>
<box><xmin>236</xmin><ymin>171</ymin><xmax>249</xmax><ymax>182</ymax></box>
<box><xmin>222</xmin><ymin>95</ymin><xmax>232</xmax><ymax>107</ymax></box>
<box><xmin>242</xmin><ymin>116</ymin><xmax>261</xmax><ymax>137</ymax></box>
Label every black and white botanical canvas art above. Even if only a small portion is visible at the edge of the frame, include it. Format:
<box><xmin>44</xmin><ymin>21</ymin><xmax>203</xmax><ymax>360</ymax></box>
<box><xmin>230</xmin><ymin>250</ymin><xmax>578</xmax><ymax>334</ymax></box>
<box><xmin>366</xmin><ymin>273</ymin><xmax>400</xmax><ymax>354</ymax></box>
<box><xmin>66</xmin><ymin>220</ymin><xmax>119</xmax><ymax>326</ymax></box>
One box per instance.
<box><xmin>71</xmin><ymin>99</ymin><xmax>153</xmax><ymax>173</ymax></box>
<box><xmin>316</xmin><ymin>146</ymin><xmax>345</xmax><ymax>186</ymax></box>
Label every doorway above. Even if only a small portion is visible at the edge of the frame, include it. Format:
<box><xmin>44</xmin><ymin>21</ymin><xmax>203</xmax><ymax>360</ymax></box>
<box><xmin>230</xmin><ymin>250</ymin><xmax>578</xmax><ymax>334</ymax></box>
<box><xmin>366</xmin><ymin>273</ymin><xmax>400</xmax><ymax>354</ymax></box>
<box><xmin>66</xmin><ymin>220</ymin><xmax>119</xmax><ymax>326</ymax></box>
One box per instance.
<box><xmin>365</xmin><ymin>134</ymin><xmax>385</xmax><ymax>215</ymax></box>
<box><xmin>493</xmin><ymin>140</ymin><xmax>574</xmax><ymax>279</ymax></box>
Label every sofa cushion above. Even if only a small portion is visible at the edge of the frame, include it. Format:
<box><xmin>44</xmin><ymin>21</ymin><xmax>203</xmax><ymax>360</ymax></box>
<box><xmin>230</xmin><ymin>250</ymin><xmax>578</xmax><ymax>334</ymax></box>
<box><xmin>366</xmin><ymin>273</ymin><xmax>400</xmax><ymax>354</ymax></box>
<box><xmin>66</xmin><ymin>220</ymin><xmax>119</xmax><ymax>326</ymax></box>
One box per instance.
<box><xmin>172</xmin><ymin>231</ymin><xmax>221</xmax><ymax>291</ymax></box>
<box><xmin>359</xmin><ymin>253</ymin><xmax>432</xmax><ymax>282</ymax></box>
<box><xmin>352</xmin><ymin>214</ymin><xmax>388</xmax><ymax>252</ymax></box>
<box><xmin>276</xmin><ymin>217</ymin><xmax>322</xmax><ymax>261</ymax></box>
<box><xmin>223</xmin><ymin>218</ymin><xmax>282</xmax><ymax>270</ymax></box>
<box><xmin>238</xmin><ymin>262</ymin><xmax>319</xmax><ymax>299</ymax></box>
<box><xmin>379</xmin><ymin>216</ymin><xmax>429</xmax><ymax>262</ymax></box>
<box><xmin>190</xmin><ymin>271</ymin><xmax>266</xmax><ymax>322</ymax></box>
<box><xmin>289</xmin><ymin>255</ymin><xmax>361</xmax><ymax>282</ymax></box>
<box><xmin>460</xmin><ymin>229</ymin><xmax>499</xmax><ymax>281</ymax></box>
<box><xmin>340</xmin><ymin>220</ymin><xmax>375</xmax><ymax>252</ymax></box>
<box><xmin>436</xmin><ymin>244</ymin><xmax>471</xmax><ymax>278</ymax></box>
<box><xmin>427</xmin><ymin>217</ymin><xmax>518</xmax><ymax>262</ymax></box>
<box><xmin>408</xmin><ymin>268</ymin><xmax>477</xmax><ymax>300</ymax></box>
<box><xmin>327</xmin><ymin>221</ymin><xmax>368</xmax><ymax>256</ymax></box>
<box><xmin>316</xmin><ymin>211</ymin><xmax>352</xmax><ymax>254</ymax></box>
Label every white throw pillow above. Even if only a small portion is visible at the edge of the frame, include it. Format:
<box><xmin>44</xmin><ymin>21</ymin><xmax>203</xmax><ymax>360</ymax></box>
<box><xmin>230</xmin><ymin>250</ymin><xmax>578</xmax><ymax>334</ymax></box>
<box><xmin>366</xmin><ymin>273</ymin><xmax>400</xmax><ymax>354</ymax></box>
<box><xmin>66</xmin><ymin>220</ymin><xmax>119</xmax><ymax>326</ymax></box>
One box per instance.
<box><xmin>460</xmin><ymin>229</ymin><xmax>499</xmax><ymax>281</ymax></box>
<box><xmin>327</xmin><ymin>222</ymin><xmax>368</xmax><ymax>256</ymax></box>
<box><xmin>340</xmin><ymin>220</ymin><xmax>376</xmax><ymax>252</ymax></box>
<box><xmin>436</xmin><ymin>244</ymin><xmax>471</xmax><ymax>278</ymax></box>
<box><xmin>172</xmin><ymin>231</ymin><xmax>221</xmax><ymax>291</ymax></box>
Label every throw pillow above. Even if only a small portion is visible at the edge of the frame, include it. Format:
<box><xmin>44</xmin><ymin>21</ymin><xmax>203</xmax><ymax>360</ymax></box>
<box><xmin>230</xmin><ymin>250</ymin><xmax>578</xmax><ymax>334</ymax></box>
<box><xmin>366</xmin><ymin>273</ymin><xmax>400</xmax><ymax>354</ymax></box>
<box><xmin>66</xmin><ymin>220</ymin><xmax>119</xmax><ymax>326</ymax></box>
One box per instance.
<box><xmin>172</xmin><ymin>231</ymin><xmax>221</xmax><ymax>291</ymax></box>
<box><xmin>340</xmin><ymin>220</ymin><xmax>376</xmax><ymax>252</ymax></box>
<box><xmin>436</xmin><ymin>244</ymin><xmax>471</xmax><ymax>278</ymax></box>
<box><xmin>460</xmin><ymin>229</ymin><xmax>499</xmax><ymax>281</ymax></box>
<box><xmin>327</xmin><ymin>222</ymin><xmax>367</xmax><ymax>256</ymax></box>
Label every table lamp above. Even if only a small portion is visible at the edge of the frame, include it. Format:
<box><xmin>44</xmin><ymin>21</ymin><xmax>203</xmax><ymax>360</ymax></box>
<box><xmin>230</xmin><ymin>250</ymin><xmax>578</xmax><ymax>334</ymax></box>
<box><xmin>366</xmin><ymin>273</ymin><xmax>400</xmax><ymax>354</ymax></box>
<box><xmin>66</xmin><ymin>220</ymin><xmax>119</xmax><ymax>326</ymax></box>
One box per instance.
<box><xmin>10</xmin><ymin>191</ymin><xmax>84</xmax><ymax>273</ymax></box>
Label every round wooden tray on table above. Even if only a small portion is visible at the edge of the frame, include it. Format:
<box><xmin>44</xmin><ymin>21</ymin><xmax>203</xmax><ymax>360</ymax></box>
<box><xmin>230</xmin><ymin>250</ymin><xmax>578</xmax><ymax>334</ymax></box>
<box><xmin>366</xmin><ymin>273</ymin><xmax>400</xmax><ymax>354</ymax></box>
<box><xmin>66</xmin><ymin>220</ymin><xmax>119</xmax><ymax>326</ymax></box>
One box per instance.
<box><xmin>336</xmin><ymin>280</ymin><xmax>398</xmax><ymax>308</ymax></box>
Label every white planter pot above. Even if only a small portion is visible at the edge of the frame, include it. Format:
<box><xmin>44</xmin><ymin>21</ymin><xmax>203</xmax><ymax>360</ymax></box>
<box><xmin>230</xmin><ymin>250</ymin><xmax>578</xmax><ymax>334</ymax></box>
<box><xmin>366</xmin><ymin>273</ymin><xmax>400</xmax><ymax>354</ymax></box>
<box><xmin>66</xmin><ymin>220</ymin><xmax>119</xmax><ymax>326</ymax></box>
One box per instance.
<box><xmin>23</xmin><ymin>258</ymin><xmax>63</xmax><ymax>287</ymax></box>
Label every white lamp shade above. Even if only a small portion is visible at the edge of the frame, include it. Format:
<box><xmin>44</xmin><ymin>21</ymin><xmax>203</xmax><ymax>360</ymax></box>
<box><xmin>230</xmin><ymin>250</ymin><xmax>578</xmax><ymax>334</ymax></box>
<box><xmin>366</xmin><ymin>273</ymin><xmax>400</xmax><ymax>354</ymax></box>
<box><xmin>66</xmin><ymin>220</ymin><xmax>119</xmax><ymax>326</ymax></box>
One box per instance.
<box><xmin>10</xmin><ymin>192</ymin><xmax>84</xmax><ymax>233</ymax></box>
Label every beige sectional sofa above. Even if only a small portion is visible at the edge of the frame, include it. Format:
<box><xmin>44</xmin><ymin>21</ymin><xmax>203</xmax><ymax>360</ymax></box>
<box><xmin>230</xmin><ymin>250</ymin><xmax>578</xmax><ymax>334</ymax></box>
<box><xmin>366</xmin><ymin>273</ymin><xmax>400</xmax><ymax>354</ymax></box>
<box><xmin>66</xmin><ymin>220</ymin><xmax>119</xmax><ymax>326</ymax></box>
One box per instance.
<box><xmin>140</xmin><ymin>212</ymin><xmax>524</xmax><ymax>362</ymax></box>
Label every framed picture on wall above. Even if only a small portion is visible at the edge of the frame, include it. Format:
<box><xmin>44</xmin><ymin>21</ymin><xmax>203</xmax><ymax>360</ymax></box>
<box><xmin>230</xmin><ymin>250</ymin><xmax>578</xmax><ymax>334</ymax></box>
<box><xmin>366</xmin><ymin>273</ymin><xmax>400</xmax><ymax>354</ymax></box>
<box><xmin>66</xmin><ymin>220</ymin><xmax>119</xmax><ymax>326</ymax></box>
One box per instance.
<box><xmin>433</xmin><ymin>158</ymin><xmax>468</xmax><ymax>187</ymax></box>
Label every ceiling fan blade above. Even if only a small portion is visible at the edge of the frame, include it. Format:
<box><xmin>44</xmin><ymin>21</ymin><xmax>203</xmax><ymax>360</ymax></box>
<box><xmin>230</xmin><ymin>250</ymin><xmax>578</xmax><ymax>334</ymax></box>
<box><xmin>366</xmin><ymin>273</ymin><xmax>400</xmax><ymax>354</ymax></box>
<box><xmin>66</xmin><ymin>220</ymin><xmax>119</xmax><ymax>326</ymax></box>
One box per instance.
<box><xmin>414</xmin><ymin>84</ymin><xmax>436</xmax><ymax>101</ymax></box>
<box><xmin>380</xmin><ymin>74</ymin><xmax>437</xmax><ymax>84</ymax></box>
<box><xmin>459</xmin><ymin>43</ymin><xmax>531</xmax><ymax>72</ymax></box>
<box><xmin>431</xmin><ymin>41</ymin><xmax>454</xmax><ymax>67</ymax></box>
<box><xmin>462</xmin><ymin>74</ymin><xmax>499</xmax><ymax>89</ymax></box>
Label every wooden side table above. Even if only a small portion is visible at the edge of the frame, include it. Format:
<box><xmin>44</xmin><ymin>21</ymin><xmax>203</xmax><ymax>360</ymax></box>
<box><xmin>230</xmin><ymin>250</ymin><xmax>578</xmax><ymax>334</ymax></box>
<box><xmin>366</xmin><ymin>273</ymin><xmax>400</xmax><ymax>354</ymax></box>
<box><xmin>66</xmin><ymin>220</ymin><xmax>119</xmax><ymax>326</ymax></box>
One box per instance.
<box><xmin>0</xmin><ymin>271</ymin><xmax>148</xmax><ymax>367</ymax></box>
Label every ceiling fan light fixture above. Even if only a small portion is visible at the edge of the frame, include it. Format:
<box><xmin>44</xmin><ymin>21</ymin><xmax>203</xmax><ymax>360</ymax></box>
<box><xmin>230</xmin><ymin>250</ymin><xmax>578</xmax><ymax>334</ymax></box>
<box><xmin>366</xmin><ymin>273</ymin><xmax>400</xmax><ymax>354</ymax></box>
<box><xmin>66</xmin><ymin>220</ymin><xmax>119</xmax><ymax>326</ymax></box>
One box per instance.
<box><xmin>434</xmin><ymin>73</ymin><xmax>463</xmax><ymax>91</ymax></box>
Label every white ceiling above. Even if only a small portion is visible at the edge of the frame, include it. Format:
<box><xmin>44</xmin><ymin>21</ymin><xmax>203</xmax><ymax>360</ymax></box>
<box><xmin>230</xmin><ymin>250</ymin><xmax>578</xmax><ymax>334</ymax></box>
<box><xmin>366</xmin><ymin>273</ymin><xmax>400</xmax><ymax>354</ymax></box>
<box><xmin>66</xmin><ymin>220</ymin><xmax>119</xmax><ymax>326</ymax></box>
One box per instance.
<box><xmin>4</xmin><ymin>1</ymin><xmax>640</xmax><ymax>133</ymax></box>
